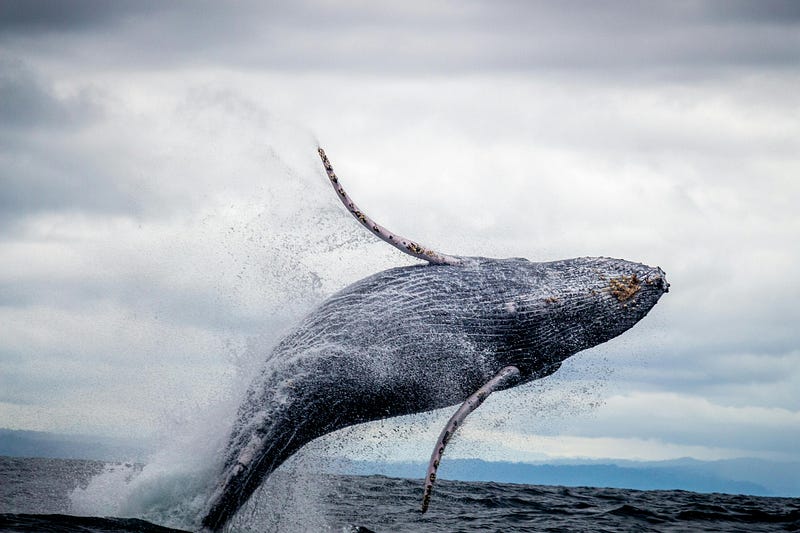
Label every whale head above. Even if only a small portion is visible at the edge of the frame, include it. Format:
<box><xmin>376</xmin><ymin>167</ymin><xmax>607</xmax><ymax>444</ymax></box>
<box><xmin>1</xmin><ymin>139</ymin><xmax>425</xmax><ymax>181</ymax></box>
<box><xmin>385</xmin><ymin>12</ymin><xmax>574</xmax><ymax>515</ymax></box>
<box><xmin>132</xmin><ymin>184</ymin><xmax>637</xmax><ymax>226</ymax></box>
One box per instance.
<box><xmin>469</xmin><ymin>256</ymin><xmax>669</xmax><ymax>381</ymax></box>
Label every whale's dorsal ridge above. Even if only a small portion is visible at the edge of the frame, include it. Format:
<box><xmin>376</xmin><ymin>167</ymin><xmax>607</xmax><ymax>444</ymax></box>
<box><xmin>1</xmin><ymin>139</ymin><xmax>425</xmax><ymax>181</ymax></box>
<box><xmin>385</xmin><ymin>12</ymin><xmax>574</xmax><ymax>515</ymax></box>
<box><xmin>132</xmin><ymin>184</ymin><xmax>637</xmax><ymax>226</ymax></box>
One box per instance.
<box><xmin>317</xmin><ymin>147</ymin><xmax>463</xmax><ymax>266</ymax></box>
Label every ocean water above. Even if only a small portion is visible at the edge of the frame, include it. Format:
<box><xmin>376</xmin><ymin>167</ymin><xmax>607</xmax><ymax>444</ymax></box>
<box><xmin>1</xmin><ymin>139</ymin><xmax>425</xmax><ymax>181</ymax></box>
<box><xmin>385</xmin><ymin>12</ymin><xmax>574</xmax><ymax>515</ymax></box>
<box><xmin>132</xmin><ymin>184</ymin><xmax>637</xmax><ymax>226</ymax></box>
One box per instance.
<box><xmin>1</xmin><ymin>456</ymin><xmax>799</xmax><ymax>532</ymax></box>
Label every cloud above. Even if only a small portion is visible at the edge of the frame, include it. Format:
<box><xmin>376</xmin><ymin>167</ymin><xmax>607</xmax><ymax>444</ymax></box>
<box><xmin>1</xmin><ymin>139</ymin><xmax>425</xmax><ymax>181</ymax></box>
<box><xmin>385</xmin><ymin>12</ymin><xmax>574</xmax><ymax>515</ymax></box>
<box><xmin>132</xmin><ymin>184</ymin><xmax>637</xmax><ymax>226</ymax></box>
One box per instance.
<box><xmin>0</xmin><ymin>0</ymin><xmax>165</xmax><ymax>33</ymax></box>
<box><xmin>0</xmin><ymin>2</ymin><xmax>798</xmax><ymax>474</ymax></box>
<box><xmin>0</xmin><ymin>58</ymin><xmax>97</xmax><ymax>128</ymax></box>
<box><xmin>2</xmin><ymin>2</ymin><xmax>799</xmax><ymax>76</ymax></box>
<box><xmin>0</xmin><ymin>59</ymin><xmax>136</xmax><ymax>223</ymax></box>
<box><xmin>568</xmin><ymin>392</ymin><xmax>800</xmax><ymax>455</ymax></box>
<box><xmin>460</xmin><ymin>432</ymin><xmax>762</xmax><ymax>462</ymax></box>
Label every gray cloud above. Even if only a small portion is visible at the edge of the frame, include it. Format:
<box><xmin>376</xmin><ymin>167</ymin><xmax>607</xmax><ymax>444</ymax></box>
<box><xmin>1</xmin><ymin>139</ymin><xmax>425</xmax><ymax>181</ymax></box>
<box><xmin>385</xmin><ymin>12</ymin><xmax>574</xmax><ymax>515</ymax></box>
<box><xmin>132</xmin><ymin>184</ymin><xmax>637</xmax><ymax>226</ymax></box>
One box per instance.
<box><xmin>0</xmin><ymin>58</ymin><xmax>132</xmax><ymax>223</ymax></box>
<box><xmin>0</xmin><ymin>0</ymin><xmax>798</xmax><ymax>473</ymax></box>
<box><xmin>0</xmin><ymin>0</ymin><xmax>165</xmax><ymax>33</ymax></box>
<box><xmin>1</xmin><ymin>1</ymin><xmax>798</xmax><ymax>76</ymax></box>
<box><xmin>569</xmin><ymin>392</ymin><xmax>800</xmax><ymax>456</ymax></box>
<box><xmin>0</xmin><ymin>58</ymin><xmax>99</xmax><ymax>128</ymax></box>
<box><xmin>0</xmin><ymin>147</ymin><xmax>143</xmax><ymax>222</ymax></box>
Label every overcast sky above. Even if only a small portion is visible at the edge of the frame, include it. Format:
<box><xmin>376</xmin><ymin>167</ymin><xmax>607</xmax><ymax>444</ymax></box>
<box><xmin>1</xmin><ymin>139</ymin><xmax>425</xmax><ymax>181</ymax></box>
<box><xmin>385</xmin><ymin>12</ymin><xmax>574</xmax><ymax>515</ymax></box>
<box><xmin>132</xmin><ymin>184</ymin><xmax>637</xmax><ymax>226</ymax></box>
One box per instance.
<box><xmin>1</xmin><ymin>1</ymin><xmax>799</xmax><ymax>470</ymax></box>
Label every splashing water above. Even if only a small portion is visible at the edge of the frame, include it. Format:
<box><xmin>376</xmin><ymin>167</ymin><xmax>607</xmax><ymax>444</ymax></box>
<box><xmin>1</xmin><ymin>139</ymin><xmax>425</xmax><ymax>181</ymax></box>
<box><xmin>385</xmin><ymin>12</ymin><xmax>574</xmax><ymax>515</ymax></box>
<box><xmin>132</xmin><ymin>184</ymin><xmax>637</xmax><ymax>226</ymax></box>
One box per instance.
<box><xmin>66</xmin><ymin>118</ymin><xmax>390</xmax><ymax>530</ymax></box>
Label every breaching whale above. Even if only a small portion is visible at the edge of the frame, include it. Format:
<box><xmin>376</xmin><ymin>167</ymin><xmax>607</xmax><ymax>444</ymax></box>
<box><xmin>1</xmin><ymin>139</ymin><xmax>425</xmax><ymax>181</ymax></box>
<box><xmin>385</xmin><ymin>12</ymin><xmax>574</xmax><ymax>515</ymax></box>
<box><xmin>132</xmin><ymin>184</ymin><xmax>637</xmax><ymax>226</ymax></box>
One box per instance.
<box><xmin>200</xmin><ymin>148</ymin><xmax>669</xmax><ymax>530</ymax></box>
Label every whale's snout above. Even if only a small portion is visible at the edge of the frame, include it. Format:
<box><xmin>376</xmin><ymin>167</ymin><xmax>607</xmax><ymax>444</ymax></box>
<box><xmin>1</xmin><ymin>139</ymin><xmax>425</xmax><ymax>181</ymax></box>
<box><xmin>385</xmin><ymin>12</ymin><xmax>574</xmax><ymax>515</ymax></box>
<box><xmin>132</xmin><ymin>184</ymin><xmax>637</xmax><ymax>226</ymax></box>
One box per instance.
<box><xmin>636</xmin><ymin>265</ymin><xmax>669</xmax><ymax>295</ymax></box>
<box><xmin>653</xmin><ymin>267</ymin><xmax>670</xmax><ymax>293</ymax></box>
<box><xmin>605</xmin><ymin>262</ymin><xmax>668</xmax><ymax>306</ymax></box>
<box><xmin>570</xmin><ymin>259</ymin><xmax>669</xmax><ymax>348</ymax></box>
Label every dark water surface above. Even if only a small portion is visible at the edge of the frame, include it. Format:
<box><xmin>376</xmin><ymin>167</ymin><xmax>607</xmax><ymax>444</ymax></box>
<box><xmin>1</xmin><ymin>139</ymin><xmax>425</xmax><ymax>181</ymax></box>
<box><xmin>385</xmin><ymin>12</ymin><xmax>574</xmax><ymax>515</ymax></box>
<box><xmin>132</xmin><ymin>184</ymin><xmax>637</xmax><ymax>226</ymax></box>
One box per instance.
<box><xmin>1</xmin><ymin>456</ymin><xmax>798</xmax><ymax>532</ymax></box>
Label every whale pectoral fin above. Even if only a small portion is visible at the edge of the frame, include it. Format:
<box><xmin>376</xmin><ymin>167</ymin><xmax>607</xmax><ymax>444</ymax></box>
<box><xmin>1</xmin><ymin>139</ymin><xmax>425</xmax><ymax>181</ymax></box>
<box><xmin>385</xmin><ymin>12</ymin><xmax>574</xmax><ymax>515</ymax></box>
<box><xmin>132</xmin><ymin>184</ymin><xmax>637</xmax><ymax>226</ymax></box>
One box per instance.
<box><xmin>317</xmin><ymin>147</ymin><xmax>462</xmax><ymax>266</ymax></box>
<box><xmin>420</xmin><ymin>365</ymin><xmax>521</xmax><ymax>514</ymax></box>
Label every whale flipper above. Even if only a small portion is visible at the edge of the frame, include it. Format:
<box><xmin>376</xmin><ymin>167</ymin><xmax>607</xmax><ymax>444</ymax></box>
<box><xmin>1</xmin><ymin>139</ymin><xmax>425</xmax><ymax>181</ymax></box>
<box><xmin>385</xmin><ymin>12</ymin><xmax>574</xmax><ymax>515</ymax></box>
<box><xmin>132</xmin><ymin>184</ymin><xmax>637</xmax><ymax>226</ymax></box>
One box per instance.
<box><xmin>421</xmin><ymin>365</ymin><xmax>521</xmax><ymax>513</ymax></box>
<box><xmin>317</xmin><ymin>148</ymin><xmax>462</xmax><ymax>265</ymax></box>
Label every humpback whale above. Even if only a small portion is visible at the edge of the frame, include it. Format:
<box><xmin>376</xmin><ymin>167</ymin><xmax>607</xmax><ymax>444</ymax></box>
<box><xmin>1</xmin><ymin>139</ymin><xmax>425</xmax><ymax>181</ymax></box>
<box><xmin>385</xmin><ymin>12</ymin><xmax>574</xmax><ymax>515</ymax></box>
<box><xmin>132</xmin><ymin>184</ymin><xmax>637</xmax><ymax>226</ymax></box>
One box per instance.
<box><xmin>200</xmin><ymin>148</ymin><xmax>669</xmax><ymax>530</ymax></box>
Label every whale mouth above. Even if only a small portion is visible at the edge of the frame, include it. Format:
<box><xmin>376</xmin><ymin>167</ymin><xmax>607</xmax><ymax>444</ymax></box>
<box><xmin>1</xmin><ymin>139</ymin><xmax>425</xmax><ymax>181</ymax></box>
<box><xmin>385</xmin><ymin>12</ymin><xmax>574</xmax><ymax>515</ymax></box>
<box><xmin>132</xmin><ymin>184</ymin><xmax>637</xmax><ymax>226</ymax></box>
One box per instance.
<box><xmin>652</xmin><ymin>267</ymin><xmax>670</xmax><ymax>293</ymax></box>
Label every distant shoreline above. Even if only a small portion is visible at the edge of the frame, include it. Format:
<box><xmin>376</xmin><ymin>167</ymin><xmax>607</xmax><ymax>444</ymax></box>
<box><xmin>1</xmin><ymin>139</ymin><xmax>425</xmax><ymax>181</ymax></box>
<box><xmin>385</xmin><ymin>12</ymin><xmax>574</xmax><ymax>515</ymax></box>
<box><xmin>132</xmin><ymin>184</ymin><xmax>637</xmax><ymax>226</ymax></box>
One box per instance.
<box><xmin>2</xmin><ymin>426</ymin><xmax>798</xmax><ymax>498</ymax></box>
